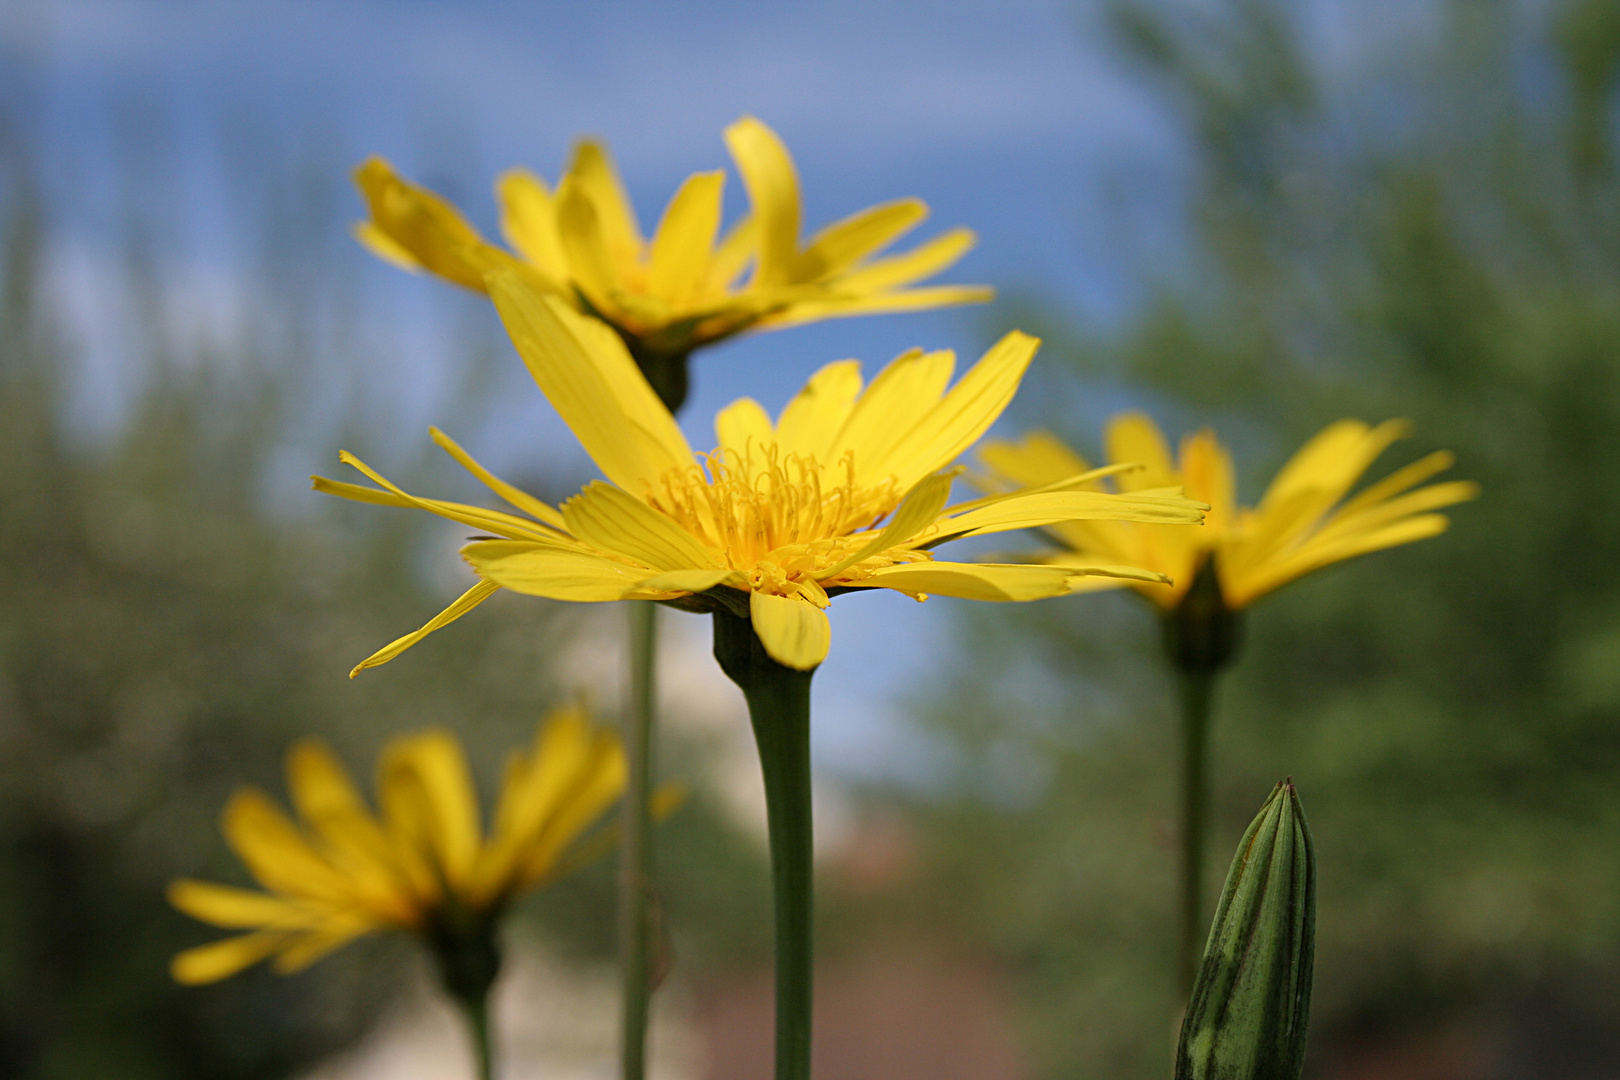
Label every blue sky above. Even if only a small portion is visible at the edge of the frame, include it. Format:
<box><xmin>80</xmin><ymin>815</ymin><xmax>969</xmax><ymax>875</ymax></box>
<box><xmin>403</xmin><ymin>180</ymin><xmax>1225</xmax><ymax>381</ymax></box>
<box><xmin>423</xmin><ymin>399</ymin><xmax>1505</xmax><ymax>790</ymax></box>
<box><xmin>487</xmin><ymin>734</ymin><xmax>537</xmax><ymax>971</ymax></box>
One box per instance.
<box><xmin>3</xmin><ymin>0</ymin><xmax>1428</xmax><ymax>779</ymax></box>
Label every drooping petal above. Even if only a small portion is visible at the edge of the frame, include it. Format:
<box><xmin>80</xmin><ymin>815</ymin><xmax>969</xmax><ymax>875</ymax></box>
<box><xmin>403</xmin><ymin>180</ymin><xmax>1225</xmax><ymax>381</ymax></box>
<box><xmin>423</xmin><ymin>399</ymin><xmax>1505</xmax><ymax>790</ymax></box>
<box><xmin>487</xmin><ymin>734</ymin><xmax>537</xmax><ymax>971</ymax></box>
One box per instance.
<box><xmin>349</xmin><ymin>579</ymin><xmax>502</xmax><ymax>679</ymax></box>
<box><xmin>749</xmin><ymin>590</ymin><xmax>831</xmax><ymax>670</ymax></box>
<box><xmin>463</xmin><ymin>540</ymin><xmax>663</xmax><ymax>601</ymax></box>
<box><xmin>352</xmin><ymin>157</ymin><xmax>506</xmax><ymax>292</ymax></box>
<box><xmin>486</xmin><ymin>274</ymin><xmax>694</xmax><ymax>494</ymax></box>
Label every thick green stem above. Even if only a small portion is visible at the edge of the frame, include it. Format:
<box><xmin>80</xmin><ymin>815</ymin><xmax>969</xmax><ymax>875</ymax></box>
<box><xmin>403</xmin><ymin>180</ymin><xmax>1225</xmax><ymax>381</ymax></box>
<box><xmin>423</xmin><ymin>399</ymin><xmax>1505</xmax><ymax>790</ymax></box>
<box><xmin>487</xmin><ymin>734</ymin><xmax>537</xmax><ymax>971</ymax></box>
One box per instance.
<box><xmin>620</xmin><ymin>601</ymin><xmax>658</xmax><ymax>1080</ymax></box>
<box><xmin>712</xmin><ymin>608</ymin><xmax>816</xmax><ymax>1080</ymax></box>
<box><xmin>1175</xmin><ymin>665</ymin><xmax>1217</xmax><ymax>999</ymax></box>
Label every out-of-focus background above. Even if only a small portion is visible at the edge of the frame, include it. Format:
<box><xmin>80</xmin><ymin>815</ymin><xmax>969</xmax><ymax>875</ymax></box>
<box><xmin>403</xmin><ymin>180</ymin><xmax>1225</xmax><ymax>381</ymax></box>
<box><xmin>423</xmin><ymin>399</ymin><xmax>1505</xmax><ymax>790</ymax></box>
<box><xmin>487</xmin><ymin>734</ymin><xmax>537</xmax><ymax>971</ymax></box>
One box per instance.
<box><xmin>3</xmin><ymin>1</ymin><xmax>1618</xmax><ymax>1078</ymax></box>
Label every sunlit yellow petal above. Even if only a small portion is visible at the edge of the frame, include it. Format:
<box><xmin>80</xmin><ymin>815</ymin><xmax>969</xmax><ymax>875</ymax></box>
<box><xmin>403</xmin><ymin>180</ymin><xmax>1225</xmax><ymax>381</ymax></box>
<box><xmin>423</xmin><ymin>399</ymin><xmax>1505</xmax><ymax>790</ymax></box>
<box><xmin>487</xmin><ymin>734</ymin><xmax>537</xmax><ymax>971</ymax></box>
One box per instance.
<box><xmin>935</xmin><ymin>488</ymin><xmax>1206</xmax><ymax>543</ymax></box>
<box><xmin>774</xmin><ymin>360</ymin><xmax>863</xmax><ymax>461</ymax></box>
<box><xmin>463</xmin><ymin>540</ymin><xmax>661</xmax><ymax>600</ymax></box>
<box><xmin>649</xmin><ymin>171</ymin><xmax>725</xmax><ymax>302</ymax></box>
<box><xmin>977</xmin><ymin>432</ymin><xmax>1093</xmax><ymax>490</ymax></box>
<box><xmin>486</xmin><ymin>273</ymin><xmax>694</xmax><ymax>493</ymax></box>
<box><xmin>715</xmin><ymin>397</ymin><xmax>774</xmax><ymax>454</ymax></box>
<box><xmin>352</xmin><ymin>157</ymin><xmax>505</xmax><ymax>292</ymax></box>
<box><xmin>555</xmin><ymin>177</ymin><xmax>623</xmax><ymax>306</ymax></box>
<box><xmin>633</xmin><ymin>568</ymin><xmax>747</xmax><ymax>594</ymax></box>
<box><xmin>562</xmin><ymin>482</ymin><xmax>722</xmax><ymax>572</ymax></box>
<box><xmin>221</xmin><ymin>790</ymin><xmax>350</xmax><ymax>903</ymax></box>
<box><xmin>725</xmin><ymin>116</ymin><xmax>801</xmax><ymax>286</ymax></box>
<box><xmin>284</xmin><ymin>741</ymin><xmax>405</xmax><ymax>906</ymax></box>
<box><xmin>429</xmin><ymin>427</ymin><xmax>568</xmax><ymax>530</ymax></box>
<box><xmin>825</xmin><ymin>227</ymin><xmax>979</xmax><ymax>293</ymax></box>
<box><xmin>815</xmin><ymin>470</ymin><xmax>955</xmax><ymax>581</ymax></box>
<box><xmin>857</xmin><ymin>561</ymin><xmax>1077</xmax><ymax>601</ymax></box>
<box><xmin>350</xmin><ymin>579</ymin><xmax>502</xmax><ymax>679</ymax></box>
<box><xmin>829</xmin><ymin>348</ymin><xmax>954</xmax><ymax>472</ymax></box>
<box><xmin>565</xmin><ymin>140</ymin><xmax>644</xmax><ymax>264</ymax></box>
<box><xmin>749</xmin><ymin>590</ymin><xmax>830</xmax><ymax>670</ymax></box>
<box><xmin>796</xmin><ymin>198</ymin><xmax>926</xmax><ymax>279</ymax></box>
<box><xmin>763</xmin><ymin>285</ymin><xmax>998</xmax><ymax>328</ymax></box>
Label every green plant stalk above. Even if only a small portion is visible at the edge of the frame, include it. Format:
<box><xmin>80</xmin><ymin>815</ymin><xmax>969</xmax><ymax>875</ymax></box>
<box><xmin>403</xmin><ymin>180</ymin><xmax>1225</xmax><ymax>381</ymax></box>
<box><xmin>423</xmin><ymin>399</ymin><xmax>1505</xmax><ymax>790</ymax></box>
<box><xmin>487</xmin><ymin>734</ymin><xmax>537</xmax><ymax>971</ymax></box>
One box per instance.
<box><xmin>620</xmin><ymin>600</ymin><xmax>658</xmax><ymax>1080</ymax></box>
<box><xmin>1176</xmin><ymin>665</ymin><xmax>1218</xmax><ymax>999</ymax></box>
<box><xmin>457</xmin><ymin>993</ymin><xmax>496</xmax><ymax>1080</ymax></box>
<box><xmin>712</xmin><ymin>608</ymin><xmax>816</xmax><ymax>1080</ymax></box>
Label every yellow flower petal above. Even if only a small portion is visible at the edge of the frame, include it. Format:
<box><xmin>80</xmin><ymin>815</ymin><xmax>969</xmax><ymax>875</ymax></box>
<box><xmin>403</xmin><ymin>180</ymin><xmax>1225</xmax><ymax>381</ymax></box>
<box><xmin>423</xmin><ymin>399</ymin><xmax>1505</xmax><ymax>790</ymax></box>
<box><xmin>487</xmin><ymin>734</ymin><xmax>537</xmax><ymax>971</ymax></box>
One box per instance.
<box><xmin>463</xmin><ymin>540</ymin><xmax>661</xmax><ymax>601</ymax></box>
<box><xmin>821</xmin><ymin>226</ymin><xmax>979</xmax><ymax>293</ymax></box>
<box><xmin>715</xmin><ymin>397</ymin><xmax>774</xmax><ymax>454</ymax></box>
<box><xmin>270</xmin><ymin>923</ymin><xmax>373</xmax><ymax>975</ymax></box>
<box><xmin>555</xmin><ymin>176</ymin><xmax>624</xmax><ymax>307</ymax></box>
<box><xmin>562</xmin><ymin>481</ymin><xmax>722</xmax><ymax>572</ymax></box>
<box><xmin>632</xmin><ymin>568</ymin><xmax>747</xmax><ymax>594</ymax></box>
<box><xmin>222</xmin><ymin>789</ymin><xmax>357</xmax><ymax>904</ymax></box>
<box><xmin>816</xmin><ymin>470</ymin><xmax>956</xmax><ymax>581</ymax></box>
<box><xmin>978</xmin><ymin>431</ymin><xmax>1093</xmax><ymax>490</ymax></box>
<box><xmin>796</xmin><ymin>197</ymin><xmax>926</xmax><ymax>279</ymax></box>
<box><xmin>566</xmin><ymin>140</ymin><xmax>644</xmax><ymax>264</ymax></box>
<box><xmin>725</xmin><ymin>116</ymin><xmax>801</xmax><ymax>286</ymax></box>
<box><xmin>1105</xmin><ymin>412</ymin><xmax>1179</xmax><ymax>492</ymax></box>
<box><xmin>428</xmin><ymin>427</ymin><xmax>568</xmax><ymax>530</ymax></box>
<box><xmin>350</xmin><ymin>579</ymin><xmax>502</xmax><ymax>679</ymax></box>
<box><xmin>873</xmin><ymin>330</ymin><xmax>1041</xmax><ymax>491</ymax></box>
<box><xmin>171</xmin><ymin>930</ymin><xmax>293</xmax><ymax>985</ymax></box>
<box><xmin>764</xmin><ymin>284</ymin><xmax>997</xmax><ymax>328</ymax></box>
<box><xmin>857</xmin><ymin>561</ymin><xmax>1077</xmax><ymax>601</ymax></box>
<box><xmin>935</xmin><ymin>488</ymin><xmax>1207</xmax><ymax>542</ymax></box>
<box><xmin>497</xmin><ymin>167</ymin><xmax>570</xmax><ymax>278</ymax></box>
<box><xmin>773</xmin><ymin>360</ymin><xmax>863</xmax><ymax>461</ymax></box>
<box><xmin>283</xmin><ymin>741</ymin><xmax>405</xmax><ymax>907</ymax></box>
<box><xmin>649</xmin><ymin>170</ymin><xmax>725</xmax><ymax>303</ymax></box>
<box><xmin>352</xmin><ymin>157</ymin><xmax>505</xmax><ymax>292</ymax></box>
<box><xmin>485</xmin><ymin>273</ymin><xmax>694</xmax><ymax>493</ymax></box>
<box><xmin>379</xmin><ymin>731</ymin><xmax>481</xmax><ymax>892</ymax></box>
<box><xmin>749</xmin><ymin>590</ymin><xmax>831</xmax><ymax>670</ymax></box>
<box><xmin>829</xmin><ymin>348</ymin><xmax>955</xmax><ymax>474</ymax></box>
<box><xmin>167</xmin><ymin>880</ymin><xmax>320</xmax><ymax>930</ymax></box>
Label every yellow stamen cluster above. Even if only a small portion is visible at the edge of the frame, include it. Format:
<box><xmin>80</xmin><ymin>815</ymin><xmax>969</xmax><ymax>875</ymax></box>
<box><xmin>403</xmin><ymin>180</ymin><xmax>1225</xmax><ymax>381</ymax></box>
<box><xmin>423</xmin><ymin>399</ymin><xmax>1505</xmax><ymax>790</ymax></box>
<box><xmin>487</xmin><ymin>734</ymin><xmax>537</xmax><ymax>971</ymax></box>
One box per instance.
<box><xmin>650</xmin><ymin>444</ymin><xmax>918</xmax><ymax>596</ymax></box>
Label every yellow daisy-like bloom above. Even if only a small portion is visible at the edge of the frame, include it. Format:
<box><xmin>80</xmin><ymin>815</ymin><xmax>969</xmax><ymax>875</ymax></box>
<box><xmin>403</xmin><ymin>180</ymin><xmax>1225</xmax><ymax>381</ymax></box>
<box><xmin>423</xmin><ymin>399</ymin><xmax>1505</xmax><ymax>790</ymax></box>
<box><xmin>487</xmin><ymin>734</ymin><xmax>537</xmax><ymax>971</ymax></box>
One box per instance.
<box><xmin>168</xmin><ymin>707</ymin><xmax>628</xmax><ymax>985</ymax></box>
<box><xmin>314</xmin><ymin>277</ymin><xmax>1207</xmax><ymax>673</ymax></box>
<box><xmin>353</xmin><ymin>116</ymin><xmax>992</xmax><ymax>362</ymax></box>
<box><xmin>977</xmin><ymin>411</ymin><xmax>1479</xmax><ymax>611</ymax></box>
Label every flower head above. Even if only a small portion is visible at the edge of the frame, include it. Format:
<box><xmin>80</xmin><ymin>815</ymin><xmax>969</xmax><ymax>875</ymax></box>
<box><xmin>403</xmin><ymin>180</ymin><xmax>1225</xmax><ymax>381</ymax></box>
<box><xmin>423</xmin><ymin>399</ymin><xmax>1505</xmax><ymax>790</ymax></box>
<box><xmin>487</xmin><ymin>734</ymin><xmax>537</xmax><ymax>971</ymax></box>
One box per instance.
<box><xmin>168</xmin><ymin>708</ymin><xmax>629</xmax><ymax>984</ymax></box>
<box><xmin>353</xmin><ymin>116</ymin><xmax>992</xmax><ymax>363</ymax></box>
<box><xmin>315</xmin><ymin>280</ymin><xmax>1207</xmax><ymax>673</ymax></box>
<box><xmin>977</xmin><ymin>412</ymin><xmax>1478</xmax><ymax>611</ymax></box>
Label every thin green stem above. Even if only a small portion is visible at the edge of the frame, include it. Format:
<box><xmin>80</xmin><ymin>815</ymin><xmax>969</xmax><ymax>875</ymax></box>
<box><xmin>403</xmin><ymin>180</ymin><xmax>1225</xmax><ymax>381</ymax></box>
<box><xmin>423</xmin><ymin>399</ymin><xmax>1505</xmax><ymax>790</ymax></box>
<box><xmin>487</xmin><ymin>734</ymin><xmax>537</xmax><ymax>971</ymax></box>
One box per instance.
<box><xmin>1176</xmin><ymin>665</ymin><xmax>1218</xmax><ymax>999</ymax></box>
<box><xmin>457</xmin><ymin>992</ymin><xmax>496</xmax><ymax>1080</ymax></box>
<box><xmin>713</xmin><ymin>609</ymin><xmax>816</xmax><ymax>1080</ymax></box>
<box><xmin>620</xmin><ymin>600</ymin><xmax>658</xmax><ymax>1080</ymax></box>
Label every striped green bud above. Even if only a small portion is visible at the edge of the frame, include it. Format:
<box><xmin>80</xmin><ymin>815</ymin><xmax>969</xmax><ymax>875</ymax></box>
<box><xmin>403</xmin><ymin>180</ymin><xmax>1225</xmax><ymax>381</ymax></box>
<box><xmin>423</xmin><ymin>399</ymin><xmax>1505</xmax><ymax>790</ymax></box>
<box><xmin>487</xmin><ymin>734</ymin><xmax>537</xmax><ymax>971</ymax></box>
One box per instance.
<box><xmin>1175</xmin><ymin>780</ymin><xmax>1316</xmax><ymax>1080</ymax></box>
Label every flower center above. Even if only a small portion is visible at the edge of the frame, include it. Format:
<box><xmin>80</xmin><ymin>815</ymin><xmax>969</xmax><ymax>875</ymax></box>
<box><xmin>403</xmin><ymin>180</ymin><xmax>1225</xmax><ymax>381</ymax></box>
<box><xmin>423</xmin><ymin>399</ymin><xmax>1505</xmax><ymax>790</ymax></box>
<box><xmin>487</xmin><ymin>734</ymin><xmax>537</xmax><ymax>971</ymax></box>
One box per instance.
<box><xmin>648</xmin><ymin>444</ymin><xmax>917</xmax><ymax>590</ymax></box>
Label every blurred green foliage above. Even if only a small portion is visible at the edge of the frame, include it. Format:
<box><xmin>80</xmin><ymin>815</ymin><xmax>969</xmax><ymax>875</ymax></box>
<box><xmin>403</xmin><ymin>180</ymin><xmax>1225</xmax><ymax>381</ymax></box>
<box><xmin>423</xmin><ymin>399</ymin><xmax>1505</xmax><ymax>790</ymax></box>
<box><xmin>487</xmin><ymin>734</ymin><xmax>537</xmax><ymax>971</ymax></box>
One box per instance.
<box><xmin>901</xmin><ymin>2</ymin><xmax>1620</xmax><ymax>1077</ymax></box>
<box><xmin>0</xmin><ymin>117</ymin><xmax>767</xmax><ymax>1077</ymax></box>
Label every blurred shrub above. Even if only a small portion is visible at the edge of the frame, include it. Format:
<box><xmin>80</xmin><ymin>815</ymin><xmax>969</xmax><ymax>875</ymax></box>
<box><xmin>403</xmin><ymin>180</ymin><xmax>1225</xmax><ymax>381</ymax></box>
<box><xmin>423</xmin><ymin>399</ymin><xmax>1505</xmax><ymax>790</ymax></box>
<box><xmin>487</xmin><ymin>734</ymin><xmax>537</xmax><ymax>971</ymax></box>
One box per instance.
<box><xmin>900</xmin><ymin>2</ymin><xmax>1620</xmax><ymax>1078</ymax></box>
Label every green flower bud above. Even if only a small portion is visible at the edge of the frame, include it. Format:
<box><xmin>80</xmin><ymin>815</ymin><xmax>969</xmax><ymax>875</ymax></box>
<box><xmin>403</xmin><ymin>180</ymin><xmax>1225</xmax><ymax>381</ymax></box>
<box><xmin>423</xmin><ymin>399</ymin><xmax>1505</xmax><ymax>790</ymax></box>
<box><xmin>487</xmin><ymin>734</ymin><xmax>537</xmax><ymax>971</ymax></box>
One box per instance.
<box><xmin>1176</xmin><ymin>780</ymin><xmax>1316</xmax><ymax>1080</ymax></box>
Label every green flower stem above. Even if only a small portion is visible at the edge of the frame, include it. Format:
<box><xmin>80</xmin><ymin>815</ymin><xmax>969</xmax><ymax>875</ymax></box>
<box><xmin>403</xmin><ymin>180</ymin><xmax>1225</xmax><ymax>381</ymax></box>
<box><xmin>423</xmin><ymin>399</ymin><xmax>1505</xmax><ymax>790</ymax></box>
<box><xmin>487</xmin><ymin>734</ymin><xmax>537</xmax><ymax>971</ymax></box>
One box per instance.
<box><xmin>620</xmin><ymin>599</ymin><xmax>659</xmax><ymax>1080</ymax></box>
<box><xmin>1175</xmin><ymin>664</ymin><xmax>1218</xmax><ymax>999</ymax></box>
<box><xmin>712</xmin><ymin>607</ymin><xmax>816</xmax><ymax>1080</ymax></box>
<box><xmin>457</xmin><ymin>992</ymin><xmax>496</xmax><ymax>1080</ymax></box>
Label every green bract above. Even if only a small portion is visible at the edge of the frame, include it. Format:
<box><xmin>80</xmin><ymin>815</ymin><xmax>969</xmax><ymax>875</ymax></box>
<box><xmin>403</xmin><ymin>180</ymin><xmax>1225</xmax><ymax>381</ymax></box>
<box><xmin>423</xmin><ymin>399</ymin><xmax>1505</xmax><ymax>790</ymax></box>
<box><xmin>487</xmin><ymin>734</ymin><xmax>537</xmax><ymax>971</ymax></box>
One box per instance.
<box><xmin>1176</xmin><ymin>781</ymin><xmax>1316</xmax><ymax>1080</ymax></box>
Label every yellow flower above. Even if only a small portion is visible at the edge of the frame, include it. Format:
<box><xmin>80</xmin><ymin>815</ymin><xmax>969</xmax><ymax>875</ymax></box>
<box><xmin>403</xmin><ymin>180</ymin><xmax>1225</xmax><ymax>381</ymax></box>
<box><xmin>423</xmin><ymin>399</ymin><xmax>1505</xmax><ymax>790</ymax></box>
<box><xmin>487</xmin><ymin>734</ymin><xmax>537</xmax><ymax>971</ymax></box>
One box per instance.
<box><xmin>353</xmin><ymin>116</ymin><xmax>992</xmax><ymax>361</ymax></box>
<box><xmin>977</xmin><ymin>412</ymin><xmax>1479</xmax><ymax>610</ymax></box>
<box><xmin>168</xmin><ymin>708</ymin><xmax>629</xmax><ymax>985</ymax></box>
<box><xmin>314</xmin><ymin>278</ymin><xmax>1207</xmax><ymax>673</ymax></box>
